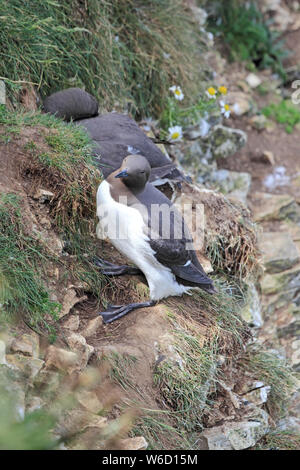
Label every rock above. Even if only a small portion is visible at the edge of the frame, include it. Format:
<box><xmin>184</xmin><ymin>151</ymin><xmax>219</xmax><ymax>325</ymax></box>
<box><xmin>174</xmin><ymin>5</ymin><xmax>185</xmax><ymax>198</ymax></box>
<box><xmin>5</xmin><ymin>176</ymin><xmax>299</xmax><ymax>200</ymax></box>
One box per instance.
<box><xmin>246</xmin><ymin>73</ymin><xmax>262</xmax><ymax>88</ymax></box>
<box><xmin>33</xmin><ymin>369</ymin><xmax>61</xmax><ymax>394</ymax></box>
<box><xmin>63</xmin><ymin>315</ymin><xmax>80</xmax><ymax>331</ymax></box>
<box><xmin>6</xmin><ymin>354</ymin><xmax>44</xmax><ymax>380</ymax></box>
<box><xmin>60</xmin><ymin>288</ymin><xmax>87</xmax><ymax>319</ymax></box>
<box><xmin>56</xmin><ymin>409</ymin><xmax>107</xmax><ymax>435</ymax></box>
<box><xmin>229</xmin><ymin>92</ymin><xmax>252</xmax><ymax>116</ymax></box>
<box><xmin>207</xmin><ymin>125</ymin><xmax>247</xmax><ymax>159</ymax></box>
<box><xmin>249</xmin><ymin>115</ymin><xmax>268</xmax><ymax>130</ymax></box>
<box><xmin>119</xmin><ymin>436</ymin><xmax>148</xmax><ymax>450</ymax></box>
<box><xmin>10</xmin><ymin>333</ymin><xmax>39</xmax><ymax>358</ymax></box>
<box><xmin>240</xmin><ymin>282</ymin><xmax>263</xmax><ymax>328</ymax></box>
<box><xmin>258</xmin><ymin>232</ymin><xmax>300</xmax><ymax>273</ymax></box>
<box><xmin>261</xmin><ymin>150</ymin><xmax>275</xmax><ymax>165</ymax></box>
<box><xmin>263</xmin><ymin>166</ymin><xmax>290</xmax><ymax>191</ymax></box>
<box><xmin>0</xmin><ymin>80</ymin><xmax>5</xmax><ymax>105</ymax></box>
<box><xmin>45</xmin><ymin>345</ymin><xmax>78</xmax><ymax>373</ymax></box>
<box><xmin>260</xmin><ymin>265</ymin><xmax>300</xmax><ymax>295</ymax></box>
<box><xmin>200</xmin><ymin>408</ymin><xmax>269</xmax><ymax>450</ymax></box>
<box><xmin>80</xmin><ymin>316</ymin><xmax>103</xmax><ymax>338</ymax></box>
<box><xmin>277</xmin><ymin>416</ymin><xmax>300</xmax><ymax>433</ymax></box>
<box><xmin>75</xmin><ymin>389</ymin><xmax>103</xmax><ymax>414</ymax></box>
<box><xmin>33</xmin><ymin>189</ymin><xmax>55</xmax><ymax>203</ymax></box>
<box><xmin>244</xmin><ymin>385</ymin><xmax>271</xmax><ymax>406</ymax></box>
<box><xmin>251</xmin><ymin>192</ymin><xmax>300</xmax><ymax>223</ymax></box>
<box><xmin>26</xmin><ymin>396</ymin><xmax>45</xmax><ymax>413</ymax></box>
<box><xmin>189</xmin><ymin>6</ymin><xmax>207</xmax><ymax>26</ymax></box>
<box><xmin>211</xmin><ymin>169</ymin><xmax>251</xmax><ymax>205</ymax></box>
<box><xmin>65</xmin><ymin>332</ymin><xmax>94</xmax><ymax>369</ymax></box>
<box><xmin>154</xmin><ymin>333</ymin><xmax>185</xmax><ymax>371</ymax></box>
<box><xmin>278</xmin><ymin>322</ymin><xmax>300</xmax><ymax>339</ymax></box>
<box><xmin>0</xmin><ymin>340</ymin><xmax>6</xmax><ymax>364</ymax></box>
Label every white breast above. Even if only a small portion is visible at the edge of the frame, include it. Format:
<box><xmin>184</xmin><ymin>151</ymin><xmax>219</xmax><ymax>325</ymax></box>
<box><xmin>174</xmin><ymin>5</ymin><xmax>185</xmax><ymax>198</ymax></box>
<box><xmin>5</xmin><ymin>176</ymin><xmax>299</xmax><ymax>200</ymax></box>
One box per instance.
<box><xmin>96</xmin><ymin>181</ymin><xmax>193</xmax><ymax>301</ymax></box>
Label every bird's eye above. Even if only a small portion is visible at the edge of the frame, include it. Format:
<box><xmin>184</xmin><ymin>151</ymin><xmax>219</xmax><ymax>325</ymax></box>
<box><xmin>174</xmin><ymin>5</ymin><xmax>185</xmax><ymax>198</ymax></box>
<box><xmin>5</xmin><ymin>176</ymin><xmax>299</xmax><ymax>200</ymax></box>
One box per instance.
<box><xmin>140</xmin><ymin>170</ymin><xmax>145</xmax><ymax>174</ymax></box>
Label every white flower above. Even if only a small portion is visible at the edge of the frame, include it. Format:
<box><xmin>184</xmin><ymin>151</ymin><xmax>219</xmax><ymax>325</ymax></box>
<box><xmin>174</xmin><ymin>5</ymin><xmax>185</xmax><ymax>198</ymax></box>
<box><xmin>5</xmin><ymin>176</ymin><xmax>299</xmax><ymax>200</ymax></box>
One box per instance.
<box><xmin>220</xmin><ymin>100</ymin><xmax>231</xmax><ymax>118</ymax></box>
<box><xmin>168</xmin><ymin>125</ymin><xmax>183</xmax><ymax>142</ymax></box>
<box><xmin>169</xmin><ymin>85</ymin><xmax>184</xmax><ymax>101</ymax></box>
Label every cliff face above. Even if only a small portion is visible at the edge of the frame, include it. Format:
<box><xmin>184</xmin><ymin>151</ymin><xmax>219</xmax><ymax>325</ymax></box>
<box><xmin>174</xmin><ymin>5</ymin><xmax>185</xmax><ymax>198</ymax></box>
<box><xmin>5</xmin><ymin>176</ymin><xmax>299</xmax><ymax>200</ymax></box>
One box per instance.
<box><xmin>0</xmin><ymin>0</ymin><xmax>299</xmax><ymax>451</ymax></box>
<box><xmin>0</xmin><ymin>102</ymin><xmax>295</xmax><ymax>450</ymax></box>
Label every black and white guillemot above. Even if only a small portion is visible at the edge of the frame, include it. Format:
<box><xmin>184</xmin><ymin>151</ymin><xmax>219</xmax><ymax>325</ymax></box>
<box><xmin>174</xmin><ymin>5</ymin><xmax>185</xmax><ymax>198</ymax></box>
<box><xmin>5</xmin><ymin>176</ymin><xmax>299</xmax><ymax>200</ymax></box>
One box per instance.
<box><xmin>96</xmin><ymin>155</ymin><xmax>215</xmax><ymax>323</ymax></box>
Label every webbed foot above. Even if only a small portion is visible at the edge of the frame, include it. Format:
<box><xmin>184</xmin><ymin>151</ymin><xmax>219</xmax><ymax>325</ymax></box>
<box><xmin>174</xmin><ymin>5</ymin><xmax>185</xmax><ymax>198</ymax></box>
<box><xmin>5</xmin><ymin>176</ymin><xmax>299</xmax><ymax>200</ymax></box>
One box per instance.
<box><xmin>93</xmin><ymin>256</ymin><xmax>141</xmax><ymax>276</ymax></box>
<box><xmin>99</xmin><ymin>300</ymin><xmax>156</xmax><ymax>324</ymax></box>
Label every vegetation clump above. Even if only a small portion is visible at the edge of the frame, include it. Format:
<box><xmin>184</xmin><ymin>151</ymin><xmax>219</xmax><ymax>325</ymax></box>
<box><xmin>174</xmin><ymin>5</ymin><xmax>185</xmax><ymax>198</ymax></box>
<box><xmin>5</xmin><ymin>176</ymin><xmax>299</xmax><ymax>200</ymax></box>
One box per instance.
<box><xmin>262</xmin><ymin>100</ymin><xmax>300</xmax><ymax>134</ymax></box>
<box><xmin>207</xmin><ymin>0</ymin><xmax>288</xmax><ymax>77</ymax></box>
<box><xmin>0</xmin><ymin>0</ymin><xmax>206</xmax><ymax>117</ymax></box>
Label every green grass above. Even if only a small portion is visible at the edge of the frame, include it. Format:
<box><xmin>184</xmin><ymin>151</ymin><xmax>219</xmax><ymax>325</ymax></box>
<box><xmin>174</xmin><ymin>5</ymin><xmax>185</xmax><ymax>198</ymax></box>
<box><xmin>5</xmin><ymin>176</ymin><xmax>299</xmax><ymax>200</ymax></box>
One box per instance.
<box><xmin>0</xmin><ymin>193</ymin><xmax>61</xmax><ymax>337</ymax></box>
<box><xmin>207</xmin><ymin>0</ymin><xmax>288</xmax><ymax>78</ymax></box>
<box><xmin>0</xmin><ymin>0</ymin><xmax>206</xmax><ymax>118</ymax></box>
<box><xmin>153</xmin><ymin>326</ymin><xmax>218</xmax><ymax>433</ymax></box>
<box><xmin>238</xmin><ymin>346</ymin><xmax>296</xmax><ymax>420</ymax></box>
<box><xmin>254</xmin><ymin>430</ymin><xmax>300</xmax><ymax>450</ymax></box>
<box><xmin>0</xmin><ymin>106</ymin><xmax>108</xmax><ymax>332</ymax></box>
<box><xmin>262</xmin><ymin>100</ymin><xmax>300</xmax><ymax>133</ymax></box>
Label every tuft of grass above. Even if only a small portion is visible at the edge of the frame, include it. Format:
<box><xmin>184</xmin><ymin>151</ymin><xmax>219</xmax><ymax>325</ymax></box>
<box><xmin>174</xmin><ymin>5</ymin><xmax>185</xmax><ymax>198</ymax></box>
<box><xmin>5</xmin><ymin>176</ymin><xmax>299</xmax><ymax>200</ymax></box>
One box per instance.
<box><xmin>0</xmin><ymin>193</ymin><xmax>60</xmax><ymax>338</ymax></box>
<box><xmin>262</xmin><ymin>100</ymin><xmax>300</xmax><ymax>133</ymax></box>
<box><xmin>0</xmin><ymin>105</ymin><xmax>101</xmax><ymax>229</ymax></box>
<box><xmin>153</xmin><ymin>323</ymin><xmax>218</xmax><ymax>433</ymax></box>
<box><xmin>207</xmin><ymin>0</ymin><xmax>288</xmax><ymax>78</ymax></box>
<box><xmin>238</xmin><ymin>346</ymin><xmax>296</xmax><ymax>420</ymax></box>
<box><xmin>253</xmin><ymin>430</ymin><xmax>300</xmax><ymax>450</ymax></box>
<box><xmin>131</xmin><ymin>411</ymin><xmax>191</xmax><ymax>450</ymax></box>
<box><xmin>0</xmin><ymin>0</ymin><xmax>206</xmax><ymax>118</ymax></box>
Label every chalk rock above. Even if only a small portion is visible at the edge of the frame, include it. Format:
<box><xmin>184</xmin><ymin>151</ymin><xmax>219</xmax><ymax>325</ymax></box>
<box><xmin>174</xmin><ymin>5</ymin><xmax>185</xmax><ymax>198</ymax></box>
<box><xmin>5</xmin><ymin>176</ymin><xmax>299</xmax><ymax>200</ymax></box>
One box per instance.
<box><xmin>200</xmin><ymin>408</ymin><xmax>269</xmax><ymax>450</ymax></box>
<box><xmin>241</xmin><ymin>282</ymin><xmax>263</xmax><ymax>328</ymax></box>
<box><xmin>63</xmin><ymin>315</ymin><xmax>80</xmax><ymax>331</ymax></box>
<box><xmin>33</xmin><ymin>189</ymin><xmax>55</xmax><ymax>203</ymax></box>
<box><xmin>258</xmin><ymin>232</ymin><xmax>300</xmax><ymax>273</ymax></box>
<box><xmin>10</xmin><ymin>333</ymin><xmax>39</xmax><ymax>358</ymax></box>
<box><xmin>251</xmin><ymin>192</ymin><xmax>300</xmax><ymax>223</ymax></box>
<box><xmin>60</xmin><ymin>288</ymin><xmax>87</xmax><ymax>318</ymax></box>
<box><xmin>246</xmin><ymin>73</ymin><xmax>262</xmax><ymax>88</ymax></box>
<box><xmin>80</xmin><ymin>316</ymin><xmax>103</xmax><ymax>338</ymax></box>
<box><xmin>45</xmin><ymin>345</ymin><xmax>78</xmax><ymax>373</ymax></box>
<box><xmin>0</xmin><ymin>80</ymin><xmax>5</xmax><ymax>105</ymax></box>
<box><xmin>119</xmin><ymin>436</ymin><xmax>148</xmax><ymax>450</ymax></box>
<box><xmin>207</xmin><ymin>125</ymin><xmax>247</xmax><ymax>159</ymax></box>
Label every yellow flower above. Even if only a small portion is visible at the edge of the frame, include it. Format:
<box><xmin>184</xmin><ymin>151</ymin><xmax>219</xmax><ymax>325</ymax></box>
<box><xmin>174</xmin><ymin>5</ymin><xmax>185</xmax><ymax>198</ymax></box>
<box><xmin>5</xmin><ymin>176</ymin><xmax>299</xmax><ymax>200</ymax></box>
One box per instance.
<box><xmin>218</xmin><ymin>86</ymin><xmax>227</xmax><ymax>95</ymax></box>
<box><xmin>206</xmin><ymin>87</ymin><xmax>217</xmax><ymax>99</ymax></box>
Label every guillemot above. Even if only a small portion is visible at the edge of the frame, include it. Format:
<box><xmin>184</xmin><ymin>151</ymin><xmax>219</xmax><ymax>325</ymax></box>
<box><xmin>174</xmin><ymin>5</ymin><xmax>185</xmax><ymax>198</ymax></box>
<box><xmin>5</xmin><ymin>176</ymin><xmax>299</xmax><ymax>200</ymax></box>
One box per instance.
<box><xmin>43</xmin><ymin>88</ymin><xmax>186</xmax><ymax>184</ymax></box>
<box><xmin>96</xmin><ymin>155</ymin><xmax>215</xmax><ymax>324</ymax></box>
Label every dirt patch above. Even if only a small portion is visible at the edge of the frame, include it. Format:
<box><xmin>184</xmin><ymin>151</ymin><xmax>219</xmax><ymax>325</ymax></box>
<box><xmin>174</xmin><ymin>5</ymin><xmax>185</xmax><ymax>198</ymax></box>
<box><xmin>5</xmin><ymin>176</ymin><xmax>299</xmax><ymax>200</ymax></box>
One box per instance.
<box><xmin>219</xmin><ymin>117</ymin><xmax>300</xmax><ymax>197</ymax></box>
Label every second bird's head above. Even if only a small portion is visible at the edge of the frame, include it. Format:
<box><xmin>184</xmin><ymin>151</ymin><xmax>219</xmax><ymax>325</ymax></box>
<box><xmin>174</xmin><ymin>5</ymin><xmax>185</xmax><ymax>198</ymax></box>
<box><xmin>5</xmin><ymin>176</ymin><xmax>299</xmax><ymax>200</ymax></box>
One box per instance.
<box><xmin>115</xmin><ymin>155</ymin><xmax>151</xmax><ymax>190</ymax></box>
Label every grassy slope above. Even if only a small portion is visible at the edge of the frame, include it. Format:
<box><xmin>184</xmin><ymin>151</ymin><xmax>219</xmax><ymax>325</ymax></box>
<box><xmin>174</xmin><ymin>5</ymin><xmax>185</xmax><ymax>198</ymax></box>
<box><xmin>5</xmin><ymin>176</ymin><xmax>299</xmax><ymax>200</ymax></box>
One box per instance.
<box><xmin>0</xmin><ymin>0</ymin><xmax>205</xmax><ymax>117</ymax></box>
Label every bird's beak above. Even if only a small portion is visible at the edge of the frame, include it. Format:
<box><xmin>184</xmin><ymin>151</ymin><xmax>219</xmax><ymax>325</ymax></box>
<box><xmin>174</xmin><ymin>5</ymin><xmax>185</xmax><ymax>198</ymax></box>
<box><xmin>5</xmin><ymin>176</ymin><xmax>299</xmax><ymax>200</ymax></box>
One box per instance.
<box><xmin>115</xmin><ymin>169</ymin><xmax>129</xmax><ymax>178</ymax></box>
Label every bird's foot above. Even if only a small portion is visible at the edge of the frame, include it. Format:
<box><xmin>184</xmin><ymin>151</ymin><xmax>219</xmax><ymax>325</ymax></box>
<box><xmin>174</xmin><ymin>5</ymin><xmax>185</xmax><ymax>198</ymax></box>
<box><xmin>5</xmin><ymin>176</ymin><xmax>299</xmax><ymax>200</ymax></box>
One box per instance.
<box><xmin>99</xmin><ymin>300</ymin><xmax>156</xmax><ymax>324</ymax></box>
<box><xmin>93</xmin><ymin>256</ymin><xmax>141</xmax><ymax>276</ymax></box>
